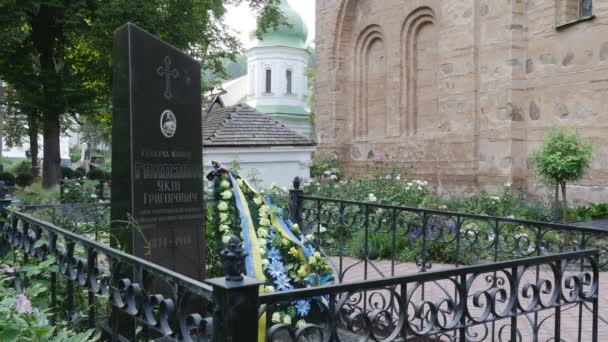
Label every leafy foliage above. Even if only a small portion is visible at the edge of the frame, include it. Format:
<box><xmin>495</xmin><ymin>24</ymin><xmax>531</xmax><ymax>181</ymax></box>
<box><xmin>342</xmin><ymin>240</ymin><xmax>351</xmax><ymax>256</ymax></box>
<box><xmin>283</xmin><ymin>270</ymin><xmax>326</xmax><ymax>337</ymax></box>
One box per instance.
<box><xmin>86</xmin><ymin>168</ymin><xmax>110</xmax><ymax>181</ymax></box>
<box><xmin>0</xmin><ymin>0</ymin><xmax>286</xmax><ymax>186</ymax></box>
<box><xmin>0</xmin><ymin>266</ymin><xmax>100</xmax><ymax>341</ymax></box>
<box><xmin>16</xmin><ymin>173</ymin><xmax>34</xmax><ymax>189</ymax></box>
<box><xmin>0</xmin><ymin>171</ymin><xmax>16</xmax><ymax>187</ymax></box>
<box><xmin>13</xmin><ymin>160</ymin><xmax>32</xmax><ymax>175</ymax></box>
<box><xmin>531</xmin><ymin>127</ymin><xmax>594</xmax><ymax>222</ymax></box>
<box><xmin>12</xmin><ymin>182</ymin><xmax>60</xmax><ymax>205</ymax></box>
<box><xmin>61</xmin><ymin>179</ymin><xmax>100</xmax><ymax>204</ymax></box>
<box><xmin>531</xmin><ymin>127</ymin><xmax>594</xmax><ymax>184</ymax></box>
<box><xmin>69</xmin><ymin>146</ymin><xmax>81</xmax><ymax>163</ymax></box>
<box><xmin>61</xmin><ymin>167</ymin><xmax>76</xmax><ymax>180</ymax></box>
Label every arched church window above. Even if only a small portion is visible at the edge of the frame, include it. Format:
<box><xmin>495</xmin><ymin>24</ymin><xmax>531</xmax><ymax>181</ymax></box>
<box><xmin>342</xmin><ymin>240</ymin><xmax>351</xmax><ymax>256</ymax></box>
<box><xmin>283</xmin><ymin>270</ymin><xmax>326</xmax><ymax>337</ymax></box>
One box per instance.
<box><xmin>286</xmin><ymin>70</ymin><xmax>293</xmax><ymax>94</ymax></box>
<box><xmin>265</xmin><ymin>69</ymin><xmax>272</xmax><ymax>93</ymax></box>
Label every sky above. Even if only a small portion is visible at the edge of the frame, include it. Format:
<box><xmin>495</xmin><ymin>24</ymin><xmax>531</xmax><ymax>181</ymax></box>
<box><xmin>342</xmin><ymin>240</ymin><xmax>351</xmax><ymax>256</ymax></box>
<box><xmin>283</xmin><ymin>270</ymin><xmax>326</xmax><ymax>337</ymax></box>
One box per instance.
<box><xmin>224</xmin><ymin>0</ymin><xmax>315</xmax><ymax>49</ymax></box>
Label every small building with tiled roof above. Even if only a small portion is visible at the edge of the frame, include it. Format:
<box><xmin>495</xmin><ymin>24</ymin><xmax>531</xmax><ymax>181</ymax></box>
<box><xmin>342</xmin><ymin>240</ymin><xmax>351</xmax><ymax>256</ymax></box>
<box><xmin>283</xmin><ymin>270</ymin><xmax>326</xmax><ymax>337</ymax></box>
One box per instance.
<box><xmin>203</xmin><ymin>103</ymin><xmax>315</xmax><ymax>187</ymax></box>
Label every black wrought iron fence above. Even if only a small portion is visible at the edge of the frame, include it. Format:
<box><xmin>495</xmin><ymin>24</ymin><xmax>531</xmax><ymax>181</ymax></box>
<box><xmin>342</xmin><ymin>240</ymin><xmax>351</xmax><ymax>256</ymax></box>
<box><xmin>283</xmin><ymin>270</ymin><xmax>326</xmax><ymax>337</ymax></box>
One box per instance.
<box><xmin>0</xmin><ymin>180</ymin><xmax>605</xmax><ymax>342</ymax></box>
<box><xmin>18</xmin><ymin>203</ymin><xmax>111</xmax><ymax>242</ymax></box>
<box><xmin>258</xmin><ymin>250</ymin><xmax>599</xmax><ymax>341</ymax></box>
<box><xmin>291</xmin><ymin>193</ymin><xmax>608</xmax><ymax>280</ymax></box>
<box><xmin>0</xmin><ymin>209</ymin><xmax>213</xmax><ymax>341</ymax></box>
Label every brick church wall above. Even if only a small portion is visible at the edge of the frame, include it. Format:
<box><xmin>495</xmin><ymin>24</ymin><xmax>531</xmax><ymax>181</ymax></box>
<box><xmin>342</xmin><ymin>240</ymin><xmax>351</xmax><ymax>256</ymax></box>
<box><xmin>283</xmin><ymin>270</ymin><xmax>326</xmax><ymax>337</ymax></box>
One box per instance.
<box><xmin>315</xmin><ymin>0</ymin><xmax>608</xmax><ymax>204</ymax></box>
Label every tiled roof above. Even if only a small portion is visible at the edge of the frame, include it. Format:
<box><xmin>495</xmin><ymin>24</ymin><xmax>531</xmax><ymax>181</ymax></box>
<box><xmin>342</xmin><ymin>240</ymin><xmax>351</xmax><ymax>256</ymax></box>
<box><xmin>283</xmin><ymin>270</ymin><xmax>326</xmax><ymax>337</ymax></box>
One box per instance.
<box><xmin>202</xmin><ymin>103</ymin><xmax>315</xmax><ymax>147</ymax></box>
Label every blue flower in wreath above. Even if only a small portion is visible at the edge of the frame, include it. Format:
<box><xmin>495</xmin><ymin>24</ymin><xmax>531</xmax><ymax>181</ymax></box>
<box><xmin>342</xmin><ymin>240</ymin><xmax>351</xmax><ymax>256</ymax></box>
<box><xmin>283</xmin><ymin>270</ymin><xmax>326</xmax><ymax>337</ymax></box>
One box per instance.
<box><xmin>267</xmin><ymin>227</ymin><xmax>277</xmax><ymax>239</ymax></box>
<box><xmin>266</xmin><ymin>247</ymin><xmax>281</xmax><ymax>261</ymax></box>
<box><xmin>274</xmin><ymin>274</ymin><xmax>293</xmax><ymax>291</ymax></box>
<box><xmin>294</xmin><ymin>300</ymin><xmax>311</xmax><ymax>317</ymax></box>
<box><xmin>268</xmin><ymin>260</ymin><xmax>286</xmax><ymax>278</ymax></box>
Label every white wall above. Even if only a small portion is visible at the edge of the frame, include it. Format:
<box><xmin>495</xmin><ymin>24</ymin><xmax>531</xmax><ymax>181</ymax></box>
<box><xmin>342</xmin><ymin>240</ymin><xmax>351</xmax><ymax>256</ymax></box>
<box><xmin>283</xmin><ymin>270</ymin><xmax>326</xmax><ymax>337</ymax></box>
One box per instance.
<box><xmin>245</xmin><ymin>46</ymin><xmax>310</xmax><ymax>109</ymax></box>
<box><xmin>203</xmin><ymin>146</ymin><xmax>314</xmax><ymax>187</ymax></box>
<box><xmin>221</xmin><ymin>76</ymin><xmax>248</xmax><ymax>106</ymax></box>
<box><xmin>2</xmin><ymin>135</ymin><xmax>70</xmax><ymax>160</ymax></box>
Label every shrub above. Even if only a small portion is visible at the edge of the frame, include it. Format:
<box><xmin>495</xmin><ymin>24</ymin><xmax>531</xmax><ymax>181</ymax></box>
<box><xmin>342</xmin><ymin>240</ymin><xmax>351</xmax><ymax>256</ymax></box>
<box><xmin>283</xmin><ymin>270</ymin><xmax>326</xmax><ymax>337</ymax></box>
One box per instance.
<box><xmin>62</xmin><ymin>179</ymin><xmax>99</xmax><ymax>203</ymax></box>
<box><xmin>15</xmin><ymin>173</ymin><xmax>34</xmax><ymax>189</ymax></box>
<box><xmin>0</xmin><ymin>172</ymin><xmax>16</xmax><ymax>186</ymax></box>
<box><xmin>87</xmin><ymin>168</ymin><xmax>109</xmax><ymax>181</ymax></box>
<box><xmin>531</xmin><ymin>127</ymin><xmax>594</xmax><ymax>223</ymax></box>
<box><xmin>69</xmin><ymin>145</ymin><xmax>82</xmax><ymax>163</ymax></box>
<box><xmin>74</xmin><ymin>167</ymin><xmax>86</xmax><ymax>178</ymax></box>
<box><xmin>12</xmin><ymin>160</ymin><xmax>31</xmax><ymax>175</ymax></box>
<box><xmin>310</xmin><ymin>153</ymin><xmax>340</xmax><ymax>179</ymax></box>
<box><xmin>12</xmin><ymin>182</ymin><xmax>59</xmax><ymax>205</ymax></box>
<box><xmin>61</xmin><ymin>166</ymin><xmax>76</xmax><ymax>179</ymax></box>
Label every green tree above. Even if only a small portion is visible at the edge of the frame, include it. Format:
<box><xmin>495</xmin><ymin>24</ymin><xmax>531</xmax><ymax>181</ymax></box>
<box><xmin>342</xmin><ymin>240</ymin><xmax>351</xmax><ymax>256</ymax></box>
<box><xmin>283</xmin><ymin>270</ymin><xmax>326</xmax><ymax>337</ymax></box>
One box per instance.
<box><xmin>531</xmin><ymin>127</ymin><xmax>594</xmax><ymax>223</ymax></box>
<box><xmin>0</xmin><ymin>0</ymin><xmax>285</xmax><ymax>187</ymax></box>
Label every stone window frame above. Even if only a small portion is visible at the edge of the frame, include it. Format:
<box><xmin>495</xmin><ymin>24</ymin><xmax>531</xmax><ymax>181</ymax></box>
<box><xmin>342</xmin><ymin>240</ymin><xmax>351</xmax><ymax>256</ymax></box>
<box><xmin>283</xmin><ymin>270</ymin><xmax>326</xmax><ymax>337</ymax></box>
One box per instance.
<box><xmin>264</xmin><ymin>68</ymin><xmax>273</xmax><ymax>95</ymax></box>
<box><xmin>555</xmin><ymin>0</ymin><xmax>594</xmax><ymax>30</ymax></box>
<box><xmin>285</xmin><ymin>68</ymin><xmax>295</xmax><ymax>96</ymax></box>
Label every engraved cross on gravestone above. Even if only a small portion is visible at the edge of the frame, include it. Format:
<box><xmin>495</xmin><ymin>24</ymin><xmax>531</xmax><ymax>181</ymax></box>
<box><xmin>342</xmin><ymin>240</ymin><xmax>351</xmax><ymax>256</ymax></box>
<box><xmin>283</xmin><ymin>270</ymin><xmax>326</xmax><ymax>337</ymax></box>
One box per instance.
<box><xmin>157</xmin><ymin>56</ymin><xmax>179</xmax><ymax>100</ymax></box>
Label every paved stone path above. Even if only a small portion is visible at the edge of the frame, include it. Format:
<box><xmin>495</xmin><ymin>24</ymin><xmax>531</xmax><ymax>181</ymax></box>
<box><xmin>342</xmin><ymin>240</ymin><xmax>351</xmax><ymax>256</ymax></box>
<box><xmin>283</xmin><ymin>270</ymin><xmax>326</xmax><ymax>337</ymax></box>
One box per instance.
<box><xmin>575</xmin><ymin>218</ymin><xmax>608</xmax><ymax>231</ymax></box>
<box><xmin>331</xmin><ymin>256</ymin><xmax>608</xmax><ymax>341</ymax></box>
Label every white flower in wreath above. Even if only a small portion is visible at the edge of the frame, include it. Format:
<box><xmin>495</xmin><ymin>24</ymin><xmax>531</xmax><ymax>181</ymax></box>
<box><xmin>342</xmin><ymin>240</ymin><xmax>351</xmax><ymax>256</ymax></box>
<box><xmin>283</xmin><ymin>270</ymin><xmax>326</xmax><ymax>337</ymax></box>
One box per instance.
<box><xmin>258</xmin><ymin>238</ymin><xmax>268</xmax><ymax>246</ymax></box>
<box><xmin>490</xmin><ymin>196</ymin><xmax>500</xmax><ymax>202</ymax></box>
<box><xmin>367</xmin><ymin>194</ymin><xmax>377</xmax><ymax>202</ymax></box>
<box><xmin>265</xmin><ymin>285</ymin><xmax>275</xmax><ymax>293</ymax></box>
<box><xmin>221</xmin><ymin>190</ymin><xmax>233</xmax><ymax>200</ymax></box>
<box><xmin>305</xmin><ymin>234</ymin><xmax>315</xmax><ymax>242</ymax></box>
<box><xmin>283</xmin><ymin>315</ymin><xmax>292</xmax><ymax>325</ymax></box>
<box><xmin>218</xmin><ymin>201</ymin><xmax>229</xmax><ymax>211</ymax></box>
<box><xmin>219</xmin><ymin>224</ymin><xmax>230</xmax><ymax>232</ymax></box>
<box><xmin>296</xmin><ymin>320</ymin><xmax>307</xmax><ymax>329</ymax></box>
<box><xmin>259</xmin><ymin>247</ymin><xmax>266</xmax><ymax>255</ymax></box>
<box><xmin>222</xmin><ymin>235</ymin><xmax>231</xmax><ymax>244</ymax></box>
<box><xmin>262</xmin><ymin>259</ymin><xmax>270</xmax><ymax>268</ymax></box>
<box><xmin>257</xmin><ymin>228</ymin><xmax>269</xmax><ymax>238</ymax></box>
<box><xmin>259</xmin><ymin>218</ymin><xmax>271</xmax><ymax>227</ymax></box>
<box><xmin>319</xmin><ymin>226</ymin><xmax>327</xmax><ymax>233</ymax></box>
<box><xmin>272</xmin><ymin>312</ymin><xmax>281</xmax><ymax>323</ymax></box>
<box><xmin>220</xmin><ymin>180</ymin><xmax>231</xmax><ymax>189</ymax></box>
<box><xmin>253</xmin><ymin>197</ymin><xmax>262</xmax><ymax>206</ymax></box>
<box><xmin>219</xmin><ymin>213</ymin><xmax>229</xmax><ymax>222</ymax></box>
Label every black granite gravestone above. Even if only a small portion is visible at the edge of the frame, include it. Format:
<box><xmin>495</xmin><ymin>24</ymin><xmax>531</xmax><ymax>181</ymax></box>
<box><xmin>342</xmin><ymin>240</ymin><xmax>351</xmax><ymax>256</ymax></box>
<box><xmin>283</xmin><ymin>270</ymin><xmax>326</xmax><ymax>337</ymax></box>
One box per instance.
<box><xmin>111</xmin><ymin>23</ymin><xmax>205</xmax><ymax>280</ymax></box>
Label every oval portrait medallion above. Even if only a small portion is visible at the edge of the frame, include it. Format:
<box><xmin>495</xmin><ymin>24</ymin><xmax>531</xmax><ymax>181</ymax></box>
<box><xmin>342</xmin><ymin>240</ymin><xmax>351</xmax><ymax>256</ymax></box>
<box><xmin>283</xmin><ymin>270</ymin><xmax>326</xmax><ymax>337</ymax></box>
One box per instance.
<box><xmin>160</xmin><ymin>109</ymin><xmax>177</xmax><ymax>138</ymax></box>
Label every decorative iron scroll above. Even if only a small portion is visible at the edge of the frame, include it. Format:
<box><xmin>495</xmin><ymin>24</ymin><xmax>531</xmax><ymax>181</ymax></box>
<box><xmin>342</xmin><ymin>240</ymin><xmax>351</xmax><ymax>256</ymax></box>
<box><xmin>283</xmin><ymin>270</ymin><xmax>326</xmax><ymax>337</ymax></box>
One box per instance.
<box><xmin>289</xmin><ymin>194</ymin><xmax>608</xmax><ymax>340</ymax></box>
<box><xmin>259</xmin><ymin>250</ymin><xmax>599</xmax><ymax>341</ymax></box>
<box><xmin>0</xmin><ymin>208</ymin><xmax>213</xmax><ymax>341</ymax></box>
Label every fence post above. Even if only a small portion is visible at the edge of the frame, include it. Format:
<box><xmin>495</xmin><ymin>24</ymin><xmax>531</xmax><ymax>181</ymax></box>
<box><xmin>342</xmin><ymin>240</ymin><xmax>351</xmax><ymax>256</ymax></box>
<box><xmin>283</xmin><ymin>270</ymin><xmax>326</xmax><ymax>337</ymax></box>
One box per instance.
<box><xmin>289</xmin><ymin>177</ymin><xmax>304</xmax><ymax>229</ymax></box>
<box><xmin>206</xmin><ymin>236</ymin><xmax>262</xmax><ymax>342</ymax></box>
<box><xmin>59</xmin><ymin>180</ymin><xmax>65</xmax><ymax>203</ymax></box>
<box><xmin>97</xmin><ymin>180</ymin><xmax>105</xmax><ymax>200</ymax></box>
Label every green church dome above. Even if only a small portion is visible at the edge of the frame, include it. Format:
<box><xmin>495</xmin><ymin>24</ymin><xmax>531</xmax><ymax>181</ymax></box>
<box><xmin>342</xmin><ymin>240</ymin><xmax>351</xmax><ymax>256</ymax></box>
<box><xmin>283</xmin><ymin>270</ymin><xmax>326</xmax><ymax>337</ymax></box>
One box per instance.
<box><xmin>249</xmin><ymin>0</ymin><xmax>308</xmax><ymax>49</ymax></box>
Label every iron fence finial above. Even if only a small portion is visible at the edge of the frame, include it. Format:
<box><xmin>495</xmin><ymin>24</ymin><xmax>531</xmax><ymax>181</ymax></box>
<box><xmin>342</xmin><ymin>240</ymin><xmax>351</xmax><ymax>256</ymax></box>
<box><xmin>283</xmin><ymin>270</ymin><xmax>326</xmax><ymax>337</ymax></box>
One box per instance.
<box><xmin>220</xmin><ymin>236</ymin><xmax>248</xmax><ymax>282</ymax></box>
<box><xmin>293</xmin><ymin>177</ymin><xmax>301</xmax><ymax>191</ymax></box>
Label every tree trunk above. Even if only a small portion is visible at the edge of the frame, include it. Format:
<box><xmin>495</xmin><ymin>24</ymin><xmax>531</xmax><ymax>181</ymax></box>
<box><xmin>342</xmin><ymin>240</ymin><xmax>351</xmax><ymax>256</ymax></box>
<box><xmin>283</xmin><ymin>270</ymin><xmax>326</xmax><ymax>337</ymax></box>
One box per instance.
<box><xmin>554</xmin><ymin>182</ymin><xmax>560</xmax><ymax>222</ymax></box>
<box><xmin>28</xmin><ymin>114</ymin><xmax>39</xmax><ymax>178</ymax></box>
<box><xmin>561</xmin><ymin>181</ymin><xmax>568</xmax><ymax>224</ymax></box>
<box><xmin>42</xmin><ymin>111</ymin><xmax>61</xmax><ymax>188</ymax></box>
